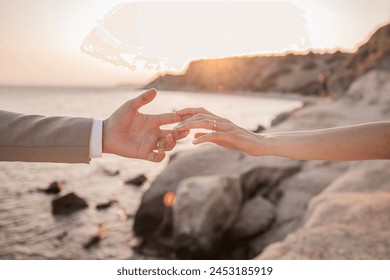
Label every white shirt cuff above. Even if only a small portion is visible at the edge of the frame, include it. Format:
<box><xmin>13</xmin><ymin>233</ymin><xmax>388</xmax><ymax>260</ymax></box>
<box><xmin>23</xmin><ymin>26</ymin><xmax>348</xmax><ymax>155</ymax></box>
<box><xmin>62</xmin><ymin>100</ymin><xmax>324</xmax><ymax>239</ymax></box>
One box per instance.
<box><xmin>89</xmin><ymin>120</ymin><xmax>103</xmax><ymax>158</ymax></box>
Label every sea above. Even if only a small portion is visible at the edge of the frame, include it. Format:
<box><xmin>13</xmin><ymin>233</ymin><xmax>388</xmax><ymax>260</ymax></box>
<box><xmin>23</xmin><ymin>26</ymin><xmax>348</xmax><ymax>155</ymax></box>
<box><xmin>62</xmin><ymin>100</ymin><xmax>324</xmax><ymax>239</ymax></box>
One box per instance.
<box><xmin>0</xmin><ymin>87</ymin><xmax>301</xmax><ymax>259</ymax></box>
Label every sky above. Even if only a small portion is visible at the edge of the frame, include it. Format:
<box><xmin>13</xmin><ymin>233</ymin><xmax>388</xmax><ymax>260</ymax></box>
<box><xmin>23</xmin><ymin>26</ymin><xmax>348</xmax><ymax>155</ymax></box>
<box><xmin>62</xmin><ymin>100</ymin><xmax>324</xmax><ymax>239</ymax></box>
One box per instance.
<box><xmin>0</xmin><ymin>0</ymin><xmax>389</xmax><ymax>87</ymax></box>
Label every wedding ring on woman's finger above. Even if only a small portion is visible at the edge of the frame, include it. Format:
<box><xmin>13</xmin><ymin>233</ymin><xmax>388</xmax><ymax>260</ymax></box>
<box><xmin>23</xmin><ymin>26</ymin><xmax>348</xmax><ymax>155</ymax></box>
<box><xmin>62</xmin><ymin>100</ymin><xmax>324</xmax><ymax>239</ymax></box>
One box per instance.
<box><xmin>156</xmin><ymin>140</ymin><xmax>162</xmax><ymax>149</ymax></box>
<box><xmin>212</xmin><ymin>120</ymin><xmax>217</xmax><ymax>131</ymax></box>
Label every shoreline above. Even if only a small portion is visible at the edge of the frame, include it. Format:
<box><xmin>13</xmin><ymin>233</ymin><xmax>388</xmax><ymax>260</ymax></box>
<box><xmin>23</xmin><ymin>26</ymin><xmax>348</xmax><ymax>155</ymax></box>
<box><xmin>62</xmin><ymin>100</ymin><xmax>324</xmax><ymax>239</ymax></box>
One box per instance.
<box><xmin>0</xmin><ymin>85</ymin><xmax>321</xmax><ymax>106</ymax></box>
<box><xmin>158</xmin><ymin>88</ymin><xmax>320</xmax><ymax>103</ymax></box>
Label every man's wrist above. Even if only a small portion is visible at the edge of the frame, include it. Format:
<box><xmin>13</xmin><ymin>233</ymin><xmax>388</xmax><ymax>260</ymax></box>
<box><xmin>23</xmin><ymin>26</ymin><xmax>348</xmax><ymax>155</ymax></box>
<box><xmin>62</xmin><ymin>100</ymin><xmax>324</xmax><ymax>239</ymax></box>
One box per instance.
<box><xmin>89</xmin><ymin>120</ymin><xmax>103</xmax><ymax>158</ymax></box>
<box><xmin>102</xmin><ymin>119</ymin><xmax>109</xmax><ymax>154</ymax></box>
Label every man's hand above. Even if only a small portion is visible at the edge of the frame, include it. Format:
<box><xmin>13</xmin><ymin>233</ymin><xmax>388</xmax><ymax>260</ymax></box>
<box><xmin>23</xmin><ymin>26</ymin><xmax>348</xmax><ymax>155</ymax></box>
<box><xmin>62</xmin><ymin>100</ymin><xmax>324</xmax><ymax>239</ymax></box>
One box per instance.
<box><xmin>103</xmin><ymin>89</ymin><xmax>188</xmax><ymax>162</ymax></box>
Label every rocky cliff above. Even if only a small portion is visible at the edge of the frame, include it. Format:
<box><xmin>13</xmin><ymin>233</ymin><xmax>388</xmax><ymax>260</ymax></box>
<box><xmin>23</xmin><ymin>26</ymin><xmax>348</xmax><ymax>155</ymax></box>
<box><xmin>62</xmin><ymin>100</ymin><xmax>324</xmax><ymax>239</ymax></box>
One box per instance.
<box><xmin>328</xmin><ymin>23</ymin><xmax>390</xmax><ymax>97</ymax></box>
<box><xmin>147</xmin><ymin>52</ymin><xmax>349</xmax><ymax>96</ymax></box>
<box><xmin>134</xmin><ymin>23</ymin><xmax>390</xmax><ymax>259</ymax></box>
<box><xmin>147</xmin><ymin>23</ymin><xmax>390</xmax><ymax>98</ymax></box>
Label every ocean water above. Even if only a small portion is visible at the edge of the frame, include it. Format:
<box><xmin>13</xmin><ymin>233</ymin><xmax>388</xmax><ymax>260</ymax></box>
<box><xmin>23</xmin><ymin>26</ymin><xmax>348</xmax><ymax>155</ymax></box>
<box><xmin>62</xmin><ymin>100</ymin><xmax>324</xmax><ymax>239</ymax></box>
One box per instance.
<box><xmin>0</xmin><ymin>87</ymin><xmax>301</xmax><ymax>259</ymax></box>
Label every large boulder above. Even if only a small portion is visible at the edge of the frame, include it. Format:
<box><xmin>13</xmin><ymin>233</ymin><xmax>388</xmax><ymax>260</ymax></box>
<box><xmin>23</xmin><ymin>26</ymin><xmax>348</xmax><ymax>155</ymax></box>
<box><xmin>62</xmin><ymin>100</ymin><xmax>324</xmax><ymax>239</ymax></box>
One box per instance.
<box><xmin>321</xmin><ymin>161</ymin><xmax>390</xmax><ymax>194</ymax></box>
<box><xmin>247</xmin><ymin>161</ymin><xmax>350</xmax><ymax>258</ymax></box>
<box><xmin>173</xmin><ymin>175</ymin><xmax>242</xmax><ymax>259</ymax></box>
<box><xmin>257</xmin><ymin>161</ymin><xmax>390</xmax><ymax>259</ymax></box>
<box><xmin>133</xmin><ymin>145</ymin><xmax>301</xmax><ymax>258</ymax></box>
<box><xmin>133</xmin><ymin>146</ymin><xmax>245</xmax><ymax>236</ymax></box>
<box><xmin>258</xmin><ymin>192</ymin><xmax>390</xmax><ymax>259</ymax></box>
<box><xmin>134</xmin><ymin>145</ymin><xmax>300</xmax><ymax>236</ymax></box>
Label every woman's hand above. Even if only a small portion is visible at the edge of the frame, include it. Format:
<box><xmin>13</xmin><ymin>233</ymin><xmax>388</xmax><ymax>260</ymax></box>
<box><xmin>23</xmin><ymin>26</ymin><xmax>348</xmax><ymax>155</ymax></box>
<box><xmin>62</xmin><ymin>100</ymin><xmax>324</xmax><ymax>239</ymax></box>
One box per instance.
<box><xmin>175</xmin><ymin>107</ymin><xmax>265</xmax><ymax>156</ymax></box>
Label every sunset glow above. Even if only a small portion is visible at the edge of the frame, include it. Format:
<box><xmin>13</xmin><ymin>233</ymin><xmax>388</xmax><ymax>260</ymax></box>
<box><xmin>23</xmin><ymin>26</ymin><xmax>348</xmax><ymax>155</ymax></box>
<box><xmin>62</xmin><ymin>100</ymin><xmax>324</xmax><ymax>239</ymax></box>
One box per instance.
<box><xmin>0</xmin><ymin>0</ymin><xmax>389</xmax><ymax>86</ymax></box>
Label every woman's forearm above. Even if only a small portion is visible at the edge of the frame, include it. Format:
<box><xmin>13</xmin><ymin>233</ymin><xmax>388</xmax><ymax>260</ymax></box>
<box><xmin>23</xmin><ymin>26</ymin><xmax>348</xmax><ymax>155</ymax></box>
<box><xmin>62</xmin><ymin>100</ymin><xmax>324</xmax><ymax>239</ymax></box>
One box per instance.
<box><xmin>260</xmin><ymin>122</ymin><xmax>390</xmax><ymax>160</ymax></box>
<box><xmin>175</xmin><ymin>108</ymin><xmax>390</xmax><ymax>161</ymax></box>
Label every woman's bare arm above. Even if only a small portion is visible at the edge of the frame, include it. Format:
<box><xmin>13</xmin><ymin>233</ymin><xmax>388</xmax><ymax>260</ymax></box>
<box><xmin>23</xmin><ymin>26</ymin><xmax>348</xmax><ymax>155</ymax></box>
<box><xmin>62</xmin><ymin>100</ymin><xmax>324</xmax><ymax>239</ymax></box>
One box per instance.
<box><xmin>262</xmin><ymin>122</ymin><xmax>390</xmax><ymax>160</ymax></box>
<box><xmin>175</xmin><ymin>107</ymin><xmax>390</xmax><ymax>161</ymax></box>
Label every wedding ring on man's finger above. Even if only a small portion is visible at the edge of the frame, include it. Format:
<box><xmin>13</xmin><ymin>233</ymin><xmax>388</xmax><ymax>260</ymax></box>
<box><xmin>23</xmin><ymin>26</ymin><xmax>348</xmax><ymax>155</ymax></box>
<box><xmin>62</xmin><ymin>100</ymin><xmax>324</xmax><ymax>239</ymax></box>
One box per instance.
<box><xmin>157</xmin><ymin>140</ymin><xmax>162</xmax><ymax>149</ymax></box>
<box><xmin>212</xmin><ymin>120</ymin><xmax>217</xmax><ymax>131</ymax></box>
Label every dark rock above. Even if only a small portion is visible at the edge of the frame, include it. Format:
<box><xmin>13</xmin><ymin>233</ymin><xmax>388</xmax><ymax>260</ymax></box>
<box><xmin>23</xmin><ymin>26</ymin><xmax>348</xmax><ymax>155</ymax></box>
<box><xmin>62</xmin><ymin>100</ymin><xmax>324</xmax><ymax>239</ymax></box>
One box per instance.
<box><xmin>241</xmin><ymin>166</ymin><xmax>301</xmax><ymax>202</ymax></box>
<box><xmin>248</xmin><ymin>162</ymin><xmax>349</xmax><ymax>258</ymax></box>
<box><xmin>38</xmin><ymin>181</ymin><xmax>63</xmax><ymax>194</ymax></box>
<box><xmin>133</xmin><ymin>145</ymin><xmax>301</xmax><ymax>258</ymax></box>
<box><xmin>83</xmin><ymin>223</ymin><xmax>106</xmax><ymax>249</ymax></box>
<box><xmin>51</xmin><ymin>192</ymin><xmax>88</xmax><ymax>215</ymax></box>
<box><xmin>251</xmin><ymin>124</ymin><xmax>266</xmax><ymax>133</ymax></box>
<box><xmin>229</xmin><ymin>196</ymin><xmax>275</xmax><ymax>239</ymax></box>
<box><xmin>96</xmin><ymin>199</ymin><xmax>117</xmax><ymax>210</ymax></box>
<box><xmin>134</xmin><ymin>146</ymin><xmax>300</xmax><ymax>237</ymax></box>
<box><xmin>173</xmin><ymin>175</ymin><xmax>242</xmax><ymax>259</ymax></box>
<box><xmin>102</xmin><ymin>168</ymin><xmax>120</xmax><ymax>176</ymax></box>
<box><xmin>125</xmin><ymin>174</ymin><xmax>147</xmax><ymax>186</ymax></box>
<box><xmin>271</xmin><ymin>111</ymin><xmax>290</xmax><ymax>127</ymax></box>
<box><xmin>133</xmin><ymin>146</ymin><xmax>245</xmax><ymax>236</ymax></box>
<box><xmin>83</xmin><ymin>236</ymin><xmax>100</xmax><ymax>249</ymax></box>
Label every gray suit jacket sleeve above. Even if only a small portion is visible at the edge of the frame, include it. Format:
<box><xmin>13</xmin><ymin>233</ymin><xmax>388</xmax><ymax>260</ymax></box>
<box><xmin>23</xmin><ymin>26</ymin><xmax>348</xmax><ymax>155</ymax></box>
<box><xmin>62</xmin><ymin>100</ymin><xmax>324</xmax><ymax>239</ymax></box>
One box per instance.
<box><xmin>0</xmin><ymin>110</ymin><xmax>93</xmax><ymax>163</ymax></box>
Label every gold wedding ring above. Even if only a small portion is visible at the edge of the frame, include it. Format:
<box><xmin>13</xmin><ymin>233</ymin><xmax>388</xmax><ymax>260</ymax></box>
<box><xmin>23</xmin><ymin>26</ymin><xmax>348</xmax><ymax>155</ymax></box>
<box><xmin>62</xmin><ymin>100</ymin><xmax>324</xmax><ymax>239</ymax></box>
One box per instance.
<box><xmin>212</xmin><ymin>120</ymin><xmax>217</xmax><ymax>131</ymax></box>
<box><xmin>157</xmin><ymin>140</ymin><xmax>162</xmax><ymax>149</ymax></box>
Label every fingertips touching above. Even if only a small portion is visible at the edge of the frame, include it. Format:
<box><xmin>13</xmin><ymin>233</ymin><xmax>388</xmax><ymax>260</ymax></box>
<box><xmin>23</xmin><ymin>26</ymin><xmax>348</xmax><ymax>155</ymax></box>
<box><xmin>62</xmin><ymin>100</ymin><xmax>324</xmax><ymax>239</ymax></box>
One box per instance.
<box><xmin>172</xmin><ymin>130</ymin><xmax>190</xmax><ymax>145</ymax></box>
<box><xmin>173</xmin><ymin>123</ymin><xmax>185</xmax><ymax>131</ymax></box>
<box><xmin>174</xmin><ymin>117</ymin><xmax>198</xmax><ymax>131</ymax></box>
